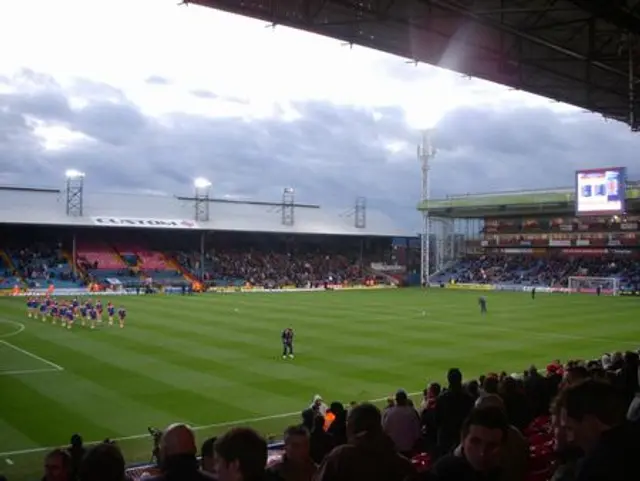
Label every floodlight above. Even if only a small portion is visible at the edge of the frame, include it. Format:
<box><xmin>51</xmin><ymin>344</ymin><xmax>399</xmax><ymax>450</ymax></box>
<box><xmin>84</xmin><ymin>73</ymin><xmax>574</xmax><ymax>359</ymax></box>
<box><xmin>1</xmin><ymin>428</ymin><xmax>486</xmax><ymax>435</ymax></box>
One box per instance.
<box><xmin>65</xmin><ymin>169</ymin><xmax>85</xmax><ymax>179</ymax></box>
<box><xmin>284</xmin><ymin>187</ymin><xmax>295</xmax><ymax>194</ymax></box>
<box><xmin>194</xmin><ymin>177</ymin><xmax>212</xmax><ymax>189</ymax></box>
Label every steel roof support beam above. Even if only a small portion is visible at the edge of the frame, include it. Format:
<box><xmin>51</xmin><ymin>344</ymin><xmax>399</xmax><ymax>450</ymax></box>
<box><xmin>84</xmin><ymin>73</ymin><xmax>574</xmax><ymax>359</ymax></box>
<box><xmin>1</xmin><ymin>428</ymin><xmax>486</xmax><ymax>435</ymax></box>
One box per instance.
<box><xmin>570</xmin><ymin>0</ymin><xmax>640</xmax><ymax>36</ymax></box>
<box><xmin>427</xmin><ymin>0</ymin><xmax>630</xmax><ymax>80</ymax></box>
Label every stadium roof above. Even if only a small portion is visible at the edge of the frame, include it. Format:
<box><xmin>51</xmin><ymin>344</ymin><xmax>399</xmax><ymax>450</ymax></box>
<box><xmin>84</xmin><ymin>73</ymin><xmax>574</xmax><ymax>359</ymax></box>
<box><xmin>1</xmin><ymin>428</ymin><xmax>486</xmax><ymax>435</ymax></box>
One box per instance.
<box><xmin>0</xmin><ymin>186</ymin><xmax>410</xmax><ymax>237</ymax></box>
<box><xmin>420</xmin><ymin>182</ymin><xmax>640</xmax><ymax>218</ymax></box>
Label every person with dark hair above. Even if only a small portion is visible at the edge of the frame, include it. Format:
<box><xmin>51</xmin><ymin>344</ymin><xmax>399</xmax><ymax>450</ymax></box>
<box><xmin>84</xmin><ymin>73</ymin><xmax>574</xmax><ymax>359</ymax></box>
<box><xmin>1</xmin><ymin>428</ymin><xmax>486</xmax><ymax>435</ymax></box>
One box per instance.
<box><xmin>68</xmin><ymin>434</ymin><xmax>86</xmax><ymax>481</ymax></box>
<box><xmin>382</xmin><ymin>389</ymin><xmax>421</xmax><ymax>457</ymax></box>
<box><xmin>200</xmin><ymin>437</ymin><xmax>217</xmax><ymax>476</ymax></box>
<box><xmin>326</xmin><ymin>402</ymin><xmax>347</xmax><ymax>447</ymax></box>
<box><xmin>266</xmin><ymin>426</ymin><xmax>316</xmax><ymax>481</ymax></box>
<box><xmin>300</xmin><ymin>409</ymin><xmax>315</xmax><ymax>433</ymax></box>
<box><xmin>309</xmin><ymin>415</ymin><xmax>333</xmax><ymax>464</ymax></box>
<box><xmin>79</xmin><ymin>443</ymin><xmax>125</xmax><ymax>481</ymax></box>
<box><xmin>554</xmin><ymin>379</ymin><xmax>640</xmax><ymax>481</ymax></box>
<box><xmin>314</xmin><ymin>403</ymin><xmax>413</xmax><ymax>481</ymax></box>
<box><xmin>429</xmin><ymin>407</ymin><xmax>509</xmax><ymax>481</ymax></box>
<box><xmin>435</xmin><ymin>368</ymin><xmax>474</xmax><ymax>456</ymax></box>
<box><xmin>214</xmin><ymin>427</ymin><xmax>269</xmax><ymax>481</ymax></box>
<box><xmin>44</xmin><ymin>449</ymin><xmax>71</xmax><ymax>481</ymax></box>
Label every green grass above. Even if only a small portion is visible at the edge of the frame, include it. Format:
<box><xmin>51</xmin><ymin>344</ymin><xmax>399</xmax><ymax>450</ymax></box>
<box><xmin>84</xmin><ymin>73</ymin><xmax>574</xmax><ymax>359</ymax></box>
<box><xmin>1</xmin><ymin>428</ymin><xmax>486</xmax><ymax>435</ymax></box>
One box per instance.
<box><xmin>1</xmin><ymin>289</ymin><xmax>639</xmax><ymax>480</ymax></box>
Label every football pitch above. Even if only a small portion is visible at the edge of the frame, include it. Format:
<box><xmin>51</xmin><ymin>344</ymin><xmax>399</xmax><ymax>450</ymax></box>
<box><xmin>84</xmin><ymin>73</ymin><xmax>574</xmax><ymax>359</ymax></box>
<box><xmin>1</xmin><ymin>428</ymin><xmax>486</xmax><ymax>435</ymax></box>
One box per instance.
<box><xmin>1</xmin><ymin>288</ymin><xmax>639</xmax><ymax>480</ymax></box>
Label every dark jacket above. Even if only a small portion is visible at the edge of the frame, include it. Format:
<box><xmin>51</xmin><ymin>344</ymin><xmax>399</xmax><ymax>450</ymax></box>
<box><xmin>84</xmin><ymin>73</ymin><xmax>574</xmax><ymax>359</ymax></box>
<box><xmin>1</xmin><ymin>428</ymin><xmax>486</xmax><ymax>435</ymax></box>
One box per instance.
<box><xmin>428</xmin><ymin>454</ymin><xmax>501</xmax><ymax>481</ymax></box>
<box><xmin>146</xmin><ymin>454</ymin><xmax>217</xmax><ymax>481</ymax></box>
<box><xmin>266</xmin><ymin>455</ymin><xmax>316</xmax><ymax>481</ymax></box>
<box><xmin>309</xmin><ymin>429</ymin><xmax>334</xmax><ymax>464</ymax></box>
<box><xmin>314</xmin><ymin>432</ymin><xmax>414</xmax><ymax>481</ymax></box>
<box><xmin>435</xmin><ymin>388</ymin><xmax>474</xmax><ymax>455</ymax></box>
<box><xmin>575</xmin><ymin>422</ymin><xmax>640</xmax><ymax>481</ymax></box>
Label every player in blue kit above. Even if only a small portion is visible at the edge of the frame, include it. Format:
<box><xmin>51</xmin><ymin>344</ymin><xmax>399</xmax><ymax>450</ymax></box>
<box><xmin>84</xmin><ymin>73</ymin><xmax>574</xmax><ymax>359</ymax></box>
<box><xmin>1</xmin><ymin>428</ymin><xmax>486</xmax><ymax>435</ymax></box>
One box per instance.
<box><xmin>89</xmin><ymin>308</ymin><xmax>98</xmax><ymax>329</ymax></box>
<box><xmin>26</xmin><ymin>298</ymin><xmax>35</xmax><ymax>318</ymax></box>
<box><xmin>478</xmin><ymin>296</ymin><xmax>487</xmax><ymax>315</ymax></box>
<box><xmin>107</xmin><ymin>302</ymin><xmax>115</xmax><ymax>325</ymax></box>
<box><xmin>281</xmin><ymin>327</ymin><xmax>294</xmax><ymax>359</ymax></box>
<box><xmin>96</xmin><ymin>300</ymin><xmax>103</xmax><ymax>323</ymax></box>
<box><xmin>50</xmin><ymin>304</ymin><xmax>59</xmax><ymax>325</ymax></box>
<box><xmin>60</xmin><ymin>304</ymin><xmax>68</xmax><ymax>327</ymax></box>
<box><xmin>65</xmin><ymin>308</ymin><xmax>74</xmax><ymax>329</ymax></box>
<box><xmin>72</xmin><ymin>298</ymin><xmax>79</xmax><ymax>318</ymax></box>
<box><xmin>39</xmin><ymin>300</ymin><xmax>48</xmax><ymax>321</ymax></box>
<box><xmin>79</xmin><ymin>304</ymin><xmax>88</xmax><ymax>324</ymax></box>
<box><xmin>117</xmin><ymin>307</ymin><xmax>126</xmax><ymax>329</ymax></box>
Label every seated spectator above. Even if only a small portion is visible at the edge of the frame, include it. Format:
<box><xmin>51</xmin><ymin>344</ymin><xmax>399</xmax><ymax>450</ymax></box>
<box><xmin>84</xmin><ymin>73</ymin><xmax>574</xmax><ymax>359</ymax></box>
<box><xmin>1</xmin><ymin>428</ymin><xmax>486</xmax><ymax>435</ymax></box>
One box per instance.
<box><xmin>200</xmin><ymin>437</ymin><xmax>217</xmax><ymax>476</ymax></box>
<box><xmin>79</xmin><ymin>443</ymin><xmax>125</xmax><ymax>481</ymax></box>
<box><xmin>266</xmin><ymin>425</ymin><xmax>316</xmax><ymax>481</ymax></box>
<box><xmin>214</xmin><ymin>427</ymin><xmax>271</xmax><ymax>481</ymax></box>
<box><xmin>555</xmin><ymin>379</ymin><xmax>640</xmax><ymax>481</ymax></box>
<box><xmin>550</xmin><ymin>396</ymin><xmax>583</xmax><ymax>481</ymax></box>
<box><xmin>309</xmin><ymin>415</ymin><xmax>333</xmax><ymax>464</ymax></box>
<box><xmin>382</xmin><ymin>389</ymin><xmax>421</xmax><ymax>457</ymax></box>
<box><xmin>428</xmin><ymin>406</ymin><xmax>508</xmax><ymax>481</ymax></box>
<box><xmin>148</xmin><ymin>423</ymin><xmax>215</xmax><ymax>481</ymax></box>
<box><xmin>315</xmin><ymin>403</ymin><xmax>414</xmax><ymax>481</ymax></box>
<box><xmin>453</xmin><ymin>395</ymin><xmax>528</xmax><ymax>481</ymax></box>
<box><xmin>44</xmin><ymin>448</ymin><xmax>71</xmax><ymax>481</ymax></box>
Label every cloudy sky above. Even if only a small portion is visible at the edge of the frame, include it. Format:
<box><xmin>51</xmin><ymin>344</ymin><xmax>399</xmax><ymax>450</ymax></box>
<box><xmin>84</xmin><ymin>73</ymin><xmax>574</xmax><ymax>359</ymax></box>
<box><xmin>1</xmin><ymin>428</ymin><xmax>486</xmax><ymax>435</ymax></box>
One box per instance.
<box><xmin>1</xmin><ymin>0</ymin><xmax>639</xmax><ymax>230</ymax></box>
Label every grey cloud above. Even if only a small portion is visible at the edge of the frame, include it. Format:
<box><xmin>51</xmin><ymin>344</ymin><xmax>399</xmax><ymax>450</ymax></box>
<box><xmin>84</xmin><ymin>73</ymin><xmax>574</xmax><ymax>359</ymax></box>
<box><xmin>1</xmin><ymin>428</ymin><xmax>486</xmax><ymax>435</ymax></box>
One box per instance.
<box><xmin>190</xmin><ymin>89</ymin><xmax>217</xmax><ymax>99</ymax></box>
<box><xmin>1</xmin><ymin>72</ymin><xmax>640</xmax><ymax>232</ymax></box>
<box><xmin>146</xmin><ymin>75</ymin><xmax>171</xmax><ymax>85</ymax></box>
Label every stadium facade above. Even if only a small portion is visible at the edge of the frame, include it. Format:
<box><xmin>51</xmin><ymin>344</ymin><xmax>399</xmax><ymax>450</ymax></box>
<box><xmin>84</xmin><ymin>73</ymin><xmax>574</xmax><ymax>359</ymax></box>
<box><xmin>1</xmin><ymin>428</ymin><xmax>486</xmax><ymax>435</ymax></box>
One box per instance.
<box><xmin>420</xmin><ymin>179</ymin><xmax>640</xmax><ymax>273</ymax></box>
<box><xmin>0</xmin><ymin>183</ymin><xmax>420</xmax><ymax>292</ymax></box>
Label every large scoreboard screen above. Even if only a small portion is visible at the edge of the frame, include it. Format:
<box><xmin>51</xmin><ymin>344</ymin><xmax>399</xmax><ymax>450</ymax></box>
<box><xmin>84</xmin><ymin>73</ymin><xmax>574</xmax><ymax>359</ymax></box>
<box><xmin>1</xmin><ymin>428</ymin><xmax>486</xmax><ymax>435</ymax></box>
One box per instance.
<box><xmin>575</xmin><ymin>167</ymin><xmax>626</xmax><ymax>216</ymax></box>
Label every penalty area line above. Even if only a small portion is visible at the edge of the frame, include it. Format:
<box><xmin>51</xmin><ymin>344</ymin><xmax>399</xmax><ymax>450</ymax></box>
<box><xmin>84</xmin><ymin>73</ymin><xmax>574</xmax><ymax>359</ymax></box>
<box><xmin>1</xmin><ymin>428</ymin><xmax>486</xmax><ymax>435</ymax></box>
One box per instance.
<box><xmin>0</xmin><ymin>390</ymin><xmax>422</xmax><ymax>458</ymax></box>
<box><xmin>0</xmin><ymin>340</ymin><xmax>64</xmax><ymax>372</ymax></box>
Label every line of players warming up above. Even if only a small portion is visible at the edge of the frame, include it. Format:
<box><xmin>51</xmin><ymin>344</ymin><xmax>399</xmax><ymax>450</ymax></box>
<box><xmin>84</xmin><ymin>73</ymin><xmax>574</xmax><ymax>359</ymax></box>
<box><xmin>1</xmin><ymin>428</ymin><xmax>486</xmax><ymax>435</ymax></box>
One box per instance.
<box><xmin>26</xmin><ymin>297</ymin><xmax>127</xmax><ymax>330</ymax></box>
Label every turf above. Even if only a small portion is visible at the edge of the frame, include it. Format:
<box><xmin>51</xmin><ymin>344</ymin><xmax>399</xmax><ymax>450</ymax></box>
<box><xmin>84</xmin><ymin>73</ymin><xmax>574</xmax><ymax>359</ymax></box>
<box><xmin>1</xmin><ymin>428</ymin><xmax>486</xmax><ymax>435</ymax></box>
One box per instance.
<box><xmin>1</xmin><ymin>288</ymin><xmax>639</xmax><ymax>480</ymax></box>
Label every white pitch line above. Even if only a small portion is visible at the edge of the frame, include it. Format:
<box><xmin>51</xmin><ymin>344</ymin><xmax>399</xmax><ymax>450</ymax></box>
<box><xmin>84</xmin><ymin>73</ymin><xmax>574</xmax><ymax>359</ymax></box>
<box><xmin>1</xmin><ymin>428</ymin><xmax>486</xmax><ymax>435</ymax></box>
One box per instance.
<box><xmin>0</xmin><ymin>340</ymin><xmax>64</xmax><ymax>372</ymax></box>
<box><xmin>0</xmin><ymin>391</ymin><xmax>421</xmax><ymax>458</ymax></box>
<box><xmin>0</xmin><ymin>367</ymin><xmax>61</xmax><ymax>376</ymax></box>
<box><xmin>0</xmin><ymin>320</ymin><xmax>25</xmax><ymax>339</ymax></box>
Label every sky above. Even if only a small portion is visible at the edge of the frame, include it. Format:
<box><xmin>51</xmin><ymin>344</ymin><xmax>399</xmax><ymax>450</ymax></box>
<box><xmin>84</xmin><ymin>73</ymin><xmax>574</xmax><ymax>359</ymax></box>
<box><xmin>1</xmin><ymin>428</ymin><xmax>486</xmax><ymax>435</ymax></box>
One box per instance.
<box><xmin>1</xmin><ymin>0</ymin><xmax>640</xmax><ymax>231</ymax></box>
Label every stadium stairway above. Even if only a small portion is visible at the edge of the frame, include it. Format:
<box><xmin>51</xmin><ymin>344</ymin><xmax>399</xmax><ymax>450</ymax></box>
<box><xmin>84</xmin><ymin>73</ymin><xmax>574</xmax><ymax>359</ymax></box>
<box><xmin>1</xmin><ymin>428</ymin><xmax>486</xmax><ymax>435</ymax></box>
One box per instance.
<box><xmin>163</xmin><ymin>254</ymin><xmax>197</xmax><ymax>283</ymax></box>
<box><xmin>62</xmin><ymin>250</ymin><xmax>89</xmax><ymax>282</ymax></box>
<box><xmin>0</xmin><ymin>249</ymin><xmax>17</xmax><ymax>275</ymax></box>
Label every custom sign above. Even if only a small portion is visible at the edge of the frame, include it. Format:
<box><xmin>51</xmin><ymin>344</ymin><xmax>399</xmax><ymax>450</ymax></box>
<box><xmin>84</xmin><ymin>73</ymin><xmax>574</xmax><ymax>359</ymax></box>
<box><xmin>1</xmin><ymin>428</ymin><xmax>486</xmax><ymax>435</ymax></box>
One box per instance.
<box><xmin>91</xmin><ymin>217</ymin><xmax>199</xmax><ymax>229</ymax></box>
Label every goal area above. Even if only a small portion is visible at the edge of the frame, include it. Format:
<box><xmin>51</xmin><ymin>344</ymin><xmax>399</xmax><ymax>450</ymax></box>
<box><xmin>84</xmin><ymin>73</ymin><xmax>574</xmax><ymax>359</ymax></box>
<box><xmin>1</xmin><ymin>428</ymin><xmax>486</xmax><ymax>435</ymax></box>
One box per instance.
<box><xmin>567</xmin><ymin>276</ymin><xmax>619</xmax><ymax>296</ymax></box>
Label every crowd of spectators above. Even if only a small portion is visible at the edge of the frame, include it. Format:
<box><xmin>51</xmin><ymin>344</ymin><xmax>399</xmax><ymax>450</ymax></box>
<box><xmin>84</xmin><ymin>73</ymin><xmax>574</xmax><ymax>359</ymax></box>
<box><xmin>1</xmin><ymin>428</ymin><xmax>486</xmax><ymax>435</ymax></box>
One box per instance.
<box><xmin>178</xmin><ymin>250</ymin><xmax>369</xmax><ymax>288</ymax></box>
<box><xmin>9</xmin><ymin>245</ymin><xmax>80</xmax><ymax>288</ymax></box>
<box><xmin>21</xmin><ymin>348</ymin><xmax>640</xmax><ymax>481</ymax></box>
<box><xmin>444</xmin><ymin>255</ymin><xmax>640</xmax><ymax>289</ymax></box>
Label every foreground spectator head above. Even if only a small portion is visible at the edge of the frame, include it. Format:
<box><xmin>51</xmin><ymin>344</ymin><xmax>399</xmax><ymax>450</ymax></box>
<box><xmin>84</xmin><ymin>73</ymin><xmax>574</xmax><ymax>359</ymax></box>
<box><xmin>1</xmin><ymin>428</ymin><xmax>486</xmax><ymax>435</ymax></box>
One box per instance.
<box><xmin>447</xmin><ymin>368</ymin><xmax>463</xmax><ymax>388</ymax></box>
<box><xmin>555</xmin><ymin>379</ymin><xmax>627</xmax><ymax>452</ymax></box>
<box><xmin>460</xmin><ymin>407</ymin><xmax>508</xmax><ymax>473</ymax></box>
<box><xmin>564</xmin><ymin>366</ymin><xmax>589</xmax><ymax>386</ymax></box>
<box><xmin>200</xmin><ymin>437</ymin><xmax>217</xmax><ymax>475</ymax></box>
<box><xmin>79</xmin><ymin>443</ymin><xmax>125</xmax><ymax>481</ymax></box>
<box><xmin>214</xmin><ymin>427</ymin><xmax>267</xmax><ymax>481</ymax></box>
<box><xmin>44</xmin><ymin>449</ymin><xmax>71</xmax><ymax>481</ymax></box>
<box><xmin>346</xmin><ymin>402</ymin><xmax>382</xmax><ymax>442</ymax></box>
<box><xmin>160</xmin><ymin>423</ymin><xmax>197</xmax><ymax>463</ymax></box>
<box><xmin>283</xmin><ymin>425</ymin><xmax>311</xmax><ymax>464</ymax></box>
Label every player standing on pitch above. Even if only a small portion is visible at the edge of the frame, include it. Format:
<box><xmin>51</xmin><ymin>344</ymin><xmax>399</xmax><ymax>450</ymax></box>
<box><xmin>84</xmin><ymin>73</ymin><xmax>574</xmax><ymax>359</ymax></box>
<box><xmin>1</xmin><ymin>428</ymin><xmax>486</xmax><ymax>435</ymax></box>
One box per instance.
<box><xmin>282</xmin><ymin>327</ymin><xmax>294</xmax><ymax>359</ymax></box>
<box><xmin>478</xmin><ymin>296</ymin><xmax>487</xmax><ymax>315</ymax></box>
<box><xmin>531</xmin><ymin>287</ymin><xmax>536</xmax><ymax>300</ymax></box>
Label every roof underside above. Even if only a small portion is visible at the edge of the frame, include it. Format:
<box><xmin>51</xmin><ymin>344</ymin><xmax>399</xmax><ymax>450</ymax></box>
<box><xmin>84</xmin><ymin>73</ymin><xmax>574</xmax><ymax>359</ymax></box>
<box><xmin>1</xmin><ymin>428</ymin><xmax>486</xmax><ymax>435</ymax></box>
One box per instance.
<box><xmin>0</xmin><ymin>188</ymin><xmax>410</xmax><ymax>237</ymax></box>
<box><xmin>191</xmin><ymin>0</ymin><xmax>640</xmax><ymax>130</ymax></box>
